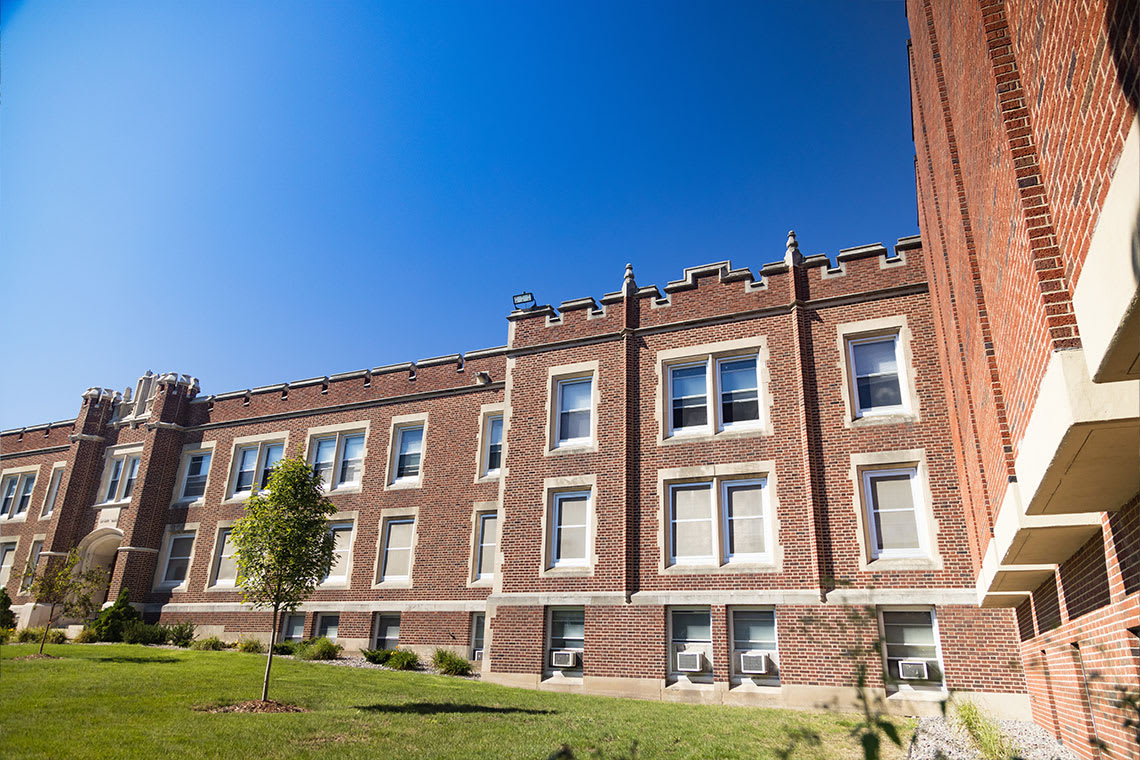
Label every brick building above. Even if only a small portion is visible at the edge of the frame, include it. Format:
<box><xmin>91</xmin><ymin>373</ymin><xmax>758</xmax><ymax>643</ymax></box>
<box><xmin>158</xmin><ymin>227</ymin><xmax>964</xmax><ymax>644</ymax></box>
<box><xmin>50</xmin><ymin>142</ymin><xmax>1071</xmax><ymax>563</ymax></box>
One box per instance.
<box><xmin>0</xmin><ymin>0</ymin><xmax>1136</xmax><ymax>755</ymax></box>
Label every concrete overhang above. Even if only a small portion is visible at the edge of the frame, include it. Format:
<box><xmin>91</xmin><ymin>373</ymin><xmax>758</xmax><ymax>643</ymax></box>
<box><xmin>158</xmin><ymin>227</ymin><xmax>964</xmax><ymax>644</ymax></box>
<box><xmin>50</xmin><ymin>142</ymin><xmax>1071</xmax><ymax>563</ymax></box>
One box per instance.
<box><xmin>1015</xmin><ymin>349</ymin><xmax>1139</xmax><ymax>517</ymax></box>
<box><xmin>1073</xmin><ymin>115</ymin><xmax>1140</xmax><ymax>383</ymax></box>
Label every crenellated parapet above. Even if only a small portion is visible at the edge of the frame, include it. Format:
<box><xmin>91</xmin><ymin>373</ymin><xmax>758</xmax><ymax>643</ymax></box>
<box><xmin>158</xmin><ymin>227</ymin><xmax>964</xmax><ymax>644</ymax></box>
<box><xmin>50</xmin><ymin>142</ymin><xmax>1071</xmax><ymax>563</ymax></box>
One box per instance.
<box><xmin>507</xmin><ymin>232</ymin><xmax>924</xmax><ymax>348</ymax></box>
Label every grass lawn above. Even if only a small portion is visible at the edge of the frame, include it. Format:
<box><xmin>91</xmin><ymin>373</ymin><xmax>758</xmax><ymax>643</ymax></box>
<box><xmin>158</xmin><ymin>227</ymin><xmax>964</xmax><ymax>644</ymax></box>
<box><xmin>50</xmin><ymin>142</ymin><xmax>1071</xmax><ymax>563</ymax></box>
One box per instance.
<box><xmin>0</xmin><ymin>643</ymin><xmax>912</xmax><ymax>759</ymax></box>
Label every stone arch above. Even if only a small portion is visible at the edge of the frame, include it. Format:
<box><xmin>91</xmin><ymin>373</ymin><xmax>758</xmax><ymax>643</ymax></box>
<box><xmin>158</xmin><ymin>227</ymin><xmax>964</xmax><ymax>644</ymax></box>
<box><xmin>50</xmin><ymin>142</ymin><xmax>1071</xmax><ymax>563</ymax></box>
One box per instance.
<box><xmin>76</xmin><ymin>528</ymin><xmax>123</xmax><ymax>608</ymax></box>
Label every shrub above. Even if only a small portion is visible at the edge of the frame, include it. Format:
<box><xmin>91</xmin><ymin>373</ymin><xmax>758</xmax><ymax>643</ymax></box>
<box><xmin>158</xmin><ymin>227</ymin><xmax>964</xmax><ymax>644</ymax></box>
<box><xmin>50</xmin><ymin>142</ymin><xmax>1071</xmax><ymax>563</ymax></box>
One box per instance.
<box><xmin>15</xmin><ymin>627</ymin><xmax>66</xmax><ymax>644</ymax></box>
<box><xmin>272</xmin><ymin>641</ymin><xmax>297</xmax><ymax>656</ymax></box>
<box><xmin>294</xmin><ymin>637</ymin><xmax>342</xmax><ymax>661</ymax></box>
<box><xmin>0</xmin><ymin>627</ymin><xmax>12</xmax><ymax>645</ymax></box>
<box><xmin>122</xmin><ymin>620</ymin><xmax>167</xmax><ymax>646</ymax></box>
<box><xmin>89</xmin><ymin>588</ymin><xmax>141</xmax><ymax>642</ymax></box>
<box><xmin>955</xmin><ymin>700</ymin><xmax>1017</xmax><ymax>760</ymax></box>
<box><xmin>431</xmin><ymin>648</ymin><xmax>473</xmax><ymax>676</ymax></box>
<box><xmin>237</xmin><ymin>637</ymin><xmax>265</xmax><ymax>653</ymax></box>
<box><xmin>386</xmin><ymin>649</ymin><xmax>420</xmax><ymax>671</ymax></box>
<box><xmin>0</xmin><ymin>587</ymin><xmax>15</xmax><ymax>629</ymax></box>
<box><xmin>74</xmin><ymin>627</ymin><xmax>99</xmax><ymax>644</ymax></box>
<box><xmin>361</xmin><ymin>648</ymin><xmax>394</xmax><ymax>665</ymax></box>
<box><xmin>165</xmin><ymin>621</ymin><xmax>196</xmax><ymax>648</ymax></box>
<box><xmin>190</xmin><ymin>636</ymin><xmax>228</xmax><ymax>651</ymax></box>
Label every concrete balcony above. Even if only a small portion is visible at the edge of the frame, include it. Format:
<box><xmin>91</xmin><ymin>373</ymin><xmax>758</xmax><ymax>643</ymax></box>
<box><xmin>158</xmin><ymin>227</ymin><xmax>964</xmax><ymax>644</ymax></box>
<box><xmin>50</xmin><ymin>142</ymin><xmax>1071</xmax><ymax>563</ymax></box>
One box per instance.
<box><xmin>977</xmin><ymin>347</ymin><xmax>1139</xmax><ymax>607</ymax></box>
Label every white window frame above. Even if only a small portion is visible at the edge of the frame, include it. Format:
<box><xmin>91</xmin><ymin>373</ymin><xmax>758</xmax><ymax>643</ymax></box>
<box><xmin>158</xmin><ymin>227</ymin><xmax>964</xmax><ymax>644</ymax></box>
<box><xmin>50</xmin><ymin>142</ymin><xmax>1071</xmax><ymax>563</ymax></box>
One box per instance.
<box><xmin>392</xmin><ymin>426</ymin><xmax>424</xmax><ymax>484</ymax></box>
<box><xmin>315</xmin><ymin>612</ymin><xmax>339</xmax><ymax>641</ymax></box>
<box><xmin>99</xmin><ymin>453</ymin><xmax>141</xmax><ymax>505</ymax></box>
<box><xmin>660</xmin><ymin>343</ymin><xmax>767</xmax><ymax>441</ymax></box>
<box><xmin>470</xmin><ymin>612</ymin><xmax>485</xmax><ymax>660</ymax></box>
<box><xmin>719</xmin><ymin>478</ymin><xmax>773</xmax><ymax>565</ymax></box>
<box><xmin>474</xmin><ymin>511</ymin><xmax>498</xmax><ymax>580</ymax></box>
<box><xmin>208</xmin><ymin>526</ymin><xmax>238</xmax><ymax>588</ymax></box>
<box><xmin>1</xmin><ymin>470</ymin><xmax>38</xmax><ymax>520</ymax></box>
<box><xmin>878</xmin><ymin>606</ymin><xmax>946</xmax><ymax>691</ymax></box>
<box><xmin>862</xmin><ymin>467</ymin><xmax>927</xmax><ymax>561</ymax></box>
<box><xmin>40</xmin><ymin>464</ymin><xmax>65</xmax><ymax>519</ymax></box>
<box><xmin>307</xmin><ymin>427</ymin><xmax>367</xmax><ymax>493</ymax></box>
<box><xmin>378</xmin><ymin>516</ymin><xmax>416</xmax><ymax>584</ymax></box>
<box><xmin>280</xmin><ymin>613</ymin><xmax>306</xmax><ymax>643</ymax></box>
<box><xmin>157</xmin><ymin>529</ymin><xmax>197</xmax><ymax>590</ymax></box>
<box><xmin>372</xmin><ymin>612</ymin><xmax>401</xmax><ymax>650</ymax></box>
<box><xmin>548</xmin><ymin>490</ymin><xmax>591</xmax><ymax>569</ymax></box>
<box><xmin>546</xmin><ymin>606</ymin><xmax>585</xmax><ymax>675</ymax></box>
<box><xmin>554</xmin><ymin>377</ymin><xmax>594</xmax><ymax>448</ymax></box>
<box><xmin>228</xmin><ymin>439</ymin><xmax>285</xmax><ymax>499</ymax></box>
<box><xmin>20</xmin><ymin>539</ymin><xmax>44</xmax><ymax>592</ymax></box>
<box><xmin>0</xmin><ymin>541</ymin><xmax>17</xmax><ymax>589</ymax></box>
<box><xmin>175</xmin><ymin>449</ymin><xmax>213</xmax><ymax>505</ymax></box>
<box><xmin>321</xmin><ymin>520</ymin><xmax>355</xmax><ymax>586</ymax></box>
<box><xmin>847</xmin><ymin>334</ymin><xmax>908</xmax><ymax>418</ymax></box>
<box><xmin>728</xmin><ymin>607</ymin><xmax>780</xmax><ymax>681</ymax></box>
<box><xmin>668</xmin><ymin>482</ymin><xmax>717</xmax><ymax>565</ymax></box>
<box><xmin>667</xmin><ymin>606</ymin><xmax>713</xmax><ymax>679</ymax></box>
<box><xmin>482</xmin><ymin>414</ymin><xmax>504</xmax><ymax>478</ymax></box>
<box><xmin>667</xmin><ymin>360</ymin><xmax>713</xmax><ymax>437</ymax></box>
<box><xmin>665</xmin><ymin>476</ymin><xmax>775</xmax><ymax>568</ymax></box>
<box><xmin>386</xmin><ymin>414</ymin><xmax>428</xmax><ymax>489</ymax></box>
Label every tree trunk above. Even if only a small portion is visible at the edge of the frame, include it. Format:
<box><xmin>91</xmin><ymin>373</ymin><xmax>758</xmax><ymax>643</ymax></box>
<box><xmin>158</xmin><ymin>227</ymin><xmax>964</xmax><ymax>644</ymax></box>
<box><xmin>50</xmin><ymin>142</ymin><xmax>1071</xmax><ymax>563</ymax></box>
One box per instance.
<box><xmin>37</xmin><ymin>604</ymin><xmax>56</xmax><ymax>655</ymax></box>
<box><xmin>262</xmin><ymin>605</ymin><xmax>279</xmax><ymax>702</ymax></box>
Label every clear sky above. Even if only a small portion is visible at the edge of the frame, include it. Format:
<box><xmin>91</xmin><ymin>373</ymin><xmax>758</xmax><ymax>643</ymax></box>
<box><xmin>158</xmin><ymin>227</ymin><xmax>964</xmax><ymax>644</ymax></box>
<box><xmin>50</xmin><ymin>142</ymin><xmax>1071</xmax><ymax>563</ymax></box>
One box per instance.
<box><xmin>0</xmin><ymin>0</ymin><xmax>917</xmax><ymax>429</ymax></box>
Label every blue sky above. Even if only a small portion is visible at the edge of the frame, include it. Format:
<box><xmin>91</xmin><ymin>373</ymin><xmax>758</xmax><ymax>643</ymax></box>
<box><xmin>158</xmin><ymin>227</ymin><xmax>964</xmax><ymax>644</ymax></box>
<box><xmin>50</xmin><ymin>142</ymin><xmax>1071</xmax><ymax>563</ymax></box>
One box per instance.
<box><xmin>1</xmin><ymin>1</ymin><xmax>916</xmax><ymax>429</ymax></box>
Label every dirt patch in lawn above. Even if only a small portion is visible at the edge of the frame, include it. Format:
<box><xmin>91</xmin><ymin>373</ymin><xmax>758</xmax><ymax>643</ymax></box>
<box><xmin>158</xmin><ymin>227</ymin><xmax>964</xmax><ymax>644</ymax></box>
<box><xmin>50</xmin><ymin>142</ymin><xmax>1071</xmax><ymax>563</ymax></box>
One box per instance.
<box><xmin>196</xmin><ymin>700</ymin><xmax>308</xmax><ymax>714</ymax></box>
<box><xmin>11</xmin><ymin>653</ymin><xmax>59</xmax><ymax>661</ymax></box>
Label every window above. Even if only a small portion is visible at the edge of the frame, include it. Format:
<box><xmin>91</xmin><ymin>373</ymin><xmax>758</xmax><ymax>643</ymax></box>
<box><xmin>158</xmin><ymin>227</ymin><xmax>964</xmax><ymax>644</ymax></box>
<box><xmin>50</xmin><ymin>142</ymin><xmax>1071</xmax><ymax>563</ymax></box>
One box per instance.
<box><xmin>666</xmin><ymin>477</ymin><xmax>773</xmax><ymax>568</ymax></box>
<box><xmin>280</xmin><ymin>614</ymin><xmax>305</xmax><ymax>642</ymax></box>
<box><xmin>669</xmin><ymin>483</ymin><xmax>715</xmax><ymax>564</ymax></box>
<box><xmin>470</xmin><ymin>613</ymin><xmax>485</xmax><ymax>659</ymax></box>
<box><xmin>483</xmin><ymin>415</ymin><xmax>504</xmax><ymax>476</ymax></box>
<box><xmin>211</xmin><ymin>528</ymin><xmax>237</xmax><ymax>587</ymax></box>
<box><xmin>232</xmin><ymin>441</ymin><xmax>284</xmax><ymax>497</ymax></box>
<box><xmin>669</xmin><ymin>608</ymin><xmax>712</xmax><ymax>675</ymax></box>
<box><xmin>848</xmin><ymin>335</ymin><xmax>905</xmax><ymax>417</ymax></box>
<box><xmin>310</xmin><ymin>431</ymin><xmax>365</xmax><ymax>491</ymax></box>
<box><xmin>1</xmin><ymin>472</ymin><xmax>37</xmax><ymax>518</ymax></box>
<box><xmin>393</xmin><ymin>426</ymin><xmax>424</xmax><ymax>483</ymax></box>
<box><xmin>103</xmin><ymin>455</ymin><xmax>140</xmax><ymax>503</ymax></box>
<box><xmin>555</xmin><ymin>378</ymin><xmax>593</xmax><ymax>446</ymax></box>
<box><xmin>863</xmin><ymin>468</ymin><xmax>924</xmax><ymax>559</ymax></box>
<box><xmin>881</xmin><ymin>609</ymin><xmax>943</xmax><ymax>687</ymax></box>
<box><xmin>42</xmin><ymin>466</ymin><xmax>64</xmax><ymax>517</ymax></box>
<box><xmin>21</xmin><ymin>540</ymin><xmax>44</xmax><ymax>592</ymax></box>
<box><xmin>549</xmin><ymin>491</ymin><xmax>590</xmax><ymax>568</ymax></box>
<box><xmin>160</xmin><ymin>532</ymin><xmax>195</xmax><ymax>587</ymax></box>
<box><xmin>380</xmin><ymin>518</ymin><xmax>414</xmax><ymax>582</ymax></box>
<box><xmin>548</xmin><ymin>607</ymin><xmax>585</xmax><ymax>670</ymax></box>
<box><xmin>731</xmin><ymin>609</ymin><xmax>778</xmax><ymax>677</ymax></box>
<box><xmin>373</xmin><ymin>613</ymin><xmax>400</xmax><ymax>650</ymax></box>
<box><xmin>475</xmin><ymin>513</ymin><xmax>498</xmax><ymax>580</ymax></box>
<box><xmin>315</xmin><ymin>613</ymin><xmax>339</xmax><ymax>640</ymax></box>
<box><xmin>323</xmin><ymin>522</ymin><xmax>353</xmax><ymax>585</ymax></box>
<box><xmin>667</xmin><ymin>354</ymin><xmax>761</xmax><ymax>436</ymax></box>
<box><xmin>0</xmin><ymin>542</ymin><xmax>16</xmax><ymax>589</ymax></box>
<box><xmin>178</xmin><ymin>452</ymin><xmax>212</xmax><ymax>502</ymax></box>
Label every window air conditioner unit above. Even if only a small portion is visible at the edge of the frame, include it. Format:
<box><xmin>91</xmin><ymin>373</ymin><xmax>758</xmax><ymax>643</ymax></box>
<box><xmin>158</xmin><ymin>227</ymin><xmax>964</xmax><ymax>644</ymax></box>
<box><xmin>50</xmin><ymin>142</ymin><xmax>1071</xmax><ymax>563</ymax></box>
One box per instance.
<box><xmin>898</xmin><ymin>660</ymin><xmax>929</xmax><ymax>680</ymax></box>
<box><xmin>738</xmin><ymin>651</ymin><xmax>770</xmax><ymax>674</ymax></box>
<box><xmin>473</xmin><ymin>648</ymin><xmax>483</xmax><ymax>661</ymax></box>
<box><xmin>676</xmin><ymin>651</ymin><xmax>706</xmax><ymax>672</ymax></box>
<box><xmin>551</xmin><ymin>650</ymin><xmax>579</xmax><ymax>668</ymax></box>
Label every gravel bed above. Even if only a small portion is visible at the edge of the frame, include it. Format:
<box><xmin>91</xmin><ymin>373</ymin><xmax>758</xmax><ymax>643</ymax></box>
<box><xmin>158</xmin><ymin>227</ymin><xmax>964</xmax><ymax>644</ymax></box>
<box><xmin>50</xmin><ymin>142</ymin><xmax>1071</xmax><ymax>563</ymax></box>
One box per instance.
<box><xmin>908</xmin><ymin>716</ymin><xmax>1078</xmax><ymax>760</ymax></box>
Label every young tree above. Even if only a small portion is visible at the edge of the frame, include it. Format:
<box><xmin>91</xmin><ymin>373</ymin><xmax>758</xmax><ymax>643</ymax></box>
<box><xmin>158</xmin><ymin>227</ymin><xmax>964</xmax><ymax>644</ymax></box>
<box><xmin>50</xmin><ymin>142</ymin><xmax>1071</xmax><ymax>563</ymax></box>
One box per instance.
<box><xmin>230</xmin><ymin>454</ymin><xmax>336</xmax><ymax>702</ymax></box>
<box><xmin>25</xmin><ymin>549</ymin><xmax>108</xmax><ymax>655</ymax></box>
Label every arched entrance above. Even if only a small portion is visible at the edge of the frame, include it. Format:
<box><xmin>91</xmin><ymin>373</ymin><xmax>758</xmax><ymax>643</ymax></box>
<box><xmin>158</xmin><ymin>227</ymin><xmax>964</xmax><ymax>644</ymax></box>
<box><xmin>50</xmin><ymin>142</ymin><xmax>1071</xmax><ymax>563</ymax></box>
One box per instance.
<box><xmin>76</xmin><ymin>528</ymin><xmax>123</xmax><ymax>610</ymax></box>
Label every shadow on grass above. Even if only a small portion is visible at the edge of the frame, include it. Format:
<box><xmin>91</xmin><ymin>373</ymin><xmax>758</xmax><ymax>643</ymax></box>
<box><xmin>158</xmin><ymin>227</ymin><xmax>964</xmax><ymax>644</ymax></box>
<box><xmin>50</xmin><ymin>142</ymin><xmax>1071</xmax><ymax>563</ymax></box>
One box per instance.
<box><xmin>355</xmin><ymin>702</ymin><xmax>556</xmax><ymax>716</ymax></box>
<box><xmin>89</xmin><ymin>655</ymin><xmax>183</xmax><ymax>664</ymax></box>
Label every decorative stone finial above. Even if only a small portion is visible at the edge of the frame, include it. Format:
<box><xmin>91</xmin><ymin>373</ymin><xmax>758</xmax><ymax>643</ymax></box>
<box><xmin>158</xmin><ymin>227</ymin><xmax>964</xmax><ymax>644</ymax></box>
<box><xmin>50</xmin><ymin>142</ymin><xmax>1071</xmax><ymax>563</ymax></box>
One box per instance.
<box><xmin>623</xmin><ymin>263</ymin><xmax>636</xmax><ymax>294</ymax></box>
<box><xmin>784</xmin><ymin>230</ymin><xmax>802</xmax><ymax>267</ymax></box>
